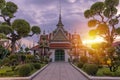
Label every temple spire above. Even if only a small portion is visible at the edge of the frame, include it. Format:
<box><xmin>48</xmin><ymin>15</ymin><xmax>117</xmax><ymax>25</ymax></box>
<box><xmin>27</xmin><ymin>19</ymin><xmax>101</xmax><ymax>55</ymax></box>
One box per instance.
<box><xmin>56</xmin><ymin>0</ymin><xmax>64</xmax><ymax>27</ymax></box>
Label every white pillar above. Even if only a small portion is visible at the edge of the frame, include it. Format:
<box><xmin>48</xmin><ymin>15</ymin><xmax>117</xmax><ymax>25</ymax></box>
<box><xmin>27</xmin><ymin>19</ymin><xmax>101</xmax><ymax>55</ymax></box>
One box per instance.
<box><xmin>65</xmin><ymin>49</ymin><xmax>70</xmax><ymax>62</ymax></box>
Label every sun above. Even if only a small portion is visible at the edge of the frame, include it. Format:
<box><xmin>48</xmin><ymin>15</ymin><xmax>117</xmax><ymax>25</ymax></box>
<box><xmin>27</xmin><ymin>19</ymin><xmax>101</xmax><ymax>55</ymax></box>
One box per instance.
<box><xmin>83</xmin><ymin>36</ymin><xmax>105</xmax><ymax>45</ymax></box>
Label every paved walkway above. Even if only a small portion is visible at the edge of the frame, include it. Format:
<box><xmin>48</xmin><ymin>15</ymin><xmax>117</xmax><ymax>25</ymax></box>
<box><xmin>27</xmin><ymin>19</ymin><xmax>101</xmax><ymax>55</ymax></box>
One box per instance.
<box><xmin>32</xmin><ymin>62</ymin><xmax>88</xmax><ymax>80</ymax></box>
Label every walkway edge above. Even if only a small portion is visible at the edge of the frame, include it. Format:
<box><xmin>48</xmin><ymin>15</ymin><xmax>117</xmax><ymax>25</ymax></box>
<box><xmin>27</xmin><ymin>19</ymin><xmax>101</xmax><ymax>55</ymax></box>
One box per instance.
<box><xmin>0</xmin><ymin>63</ymin><xmax>49</xmax><ymax>80</ymax></box>
<box><xmin>71</xmin><ymin>63</ymin><xmax>120</xmax><ymax>80</ymax></box>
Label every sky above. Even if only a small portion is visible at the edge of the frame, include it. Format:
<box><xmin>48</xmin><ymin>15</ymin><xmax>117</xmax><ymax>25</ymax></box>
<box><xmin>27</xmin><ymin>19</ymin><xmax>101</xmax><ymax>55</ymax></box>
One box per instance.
<box><xmin>5</xmin><ymin>0</ymin><xmax>120</xmax><ymax>47</ymax></box>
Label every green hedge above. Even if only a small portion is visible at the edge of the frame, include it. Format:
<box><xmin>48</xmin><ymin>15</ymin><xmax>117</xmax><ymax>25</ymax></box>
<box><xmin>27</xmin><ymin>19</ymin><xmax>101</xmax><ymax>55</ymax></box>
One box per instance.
<box><xmin>83</xmin><ymin>63</ymin><xmax>98</xmax><ymax>76</ymax></box>
<box><xmin>18</xmin><ymin>64</ymin><xmax>31</xmax><ymax>77</ymax></box>
<box><xmin>77</xmin><ymin>62</ymin><xmax>84</xmax><ymax>68</ymax></box>
<box><xmin>32</xmin><ymin>63</ymin><xmax>41</xmax><ymax>69</ymax></box>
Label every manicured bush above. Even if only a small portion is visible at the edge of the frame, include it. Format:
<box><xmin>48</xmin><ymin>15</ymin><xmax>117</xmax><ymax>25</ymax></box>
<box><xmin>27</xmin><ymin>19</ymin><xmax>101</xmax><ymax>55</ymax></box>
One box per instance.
<box><xmin>28</xmin><ymin>63</ymin><xmax>35</xmax><ymax>71</ymax></box>
<box><xmin>2</xmin><ymin>58</ymin><xmax>10</xmax><ymax>66</ymax></box>
<box><xmin>83</xmin><ymin>63</ymin><xmax>98</xmax><ymax>75</ymax></box>
<box><xmin>18</xmin><ymin>64</ymin><xmax>31</xmax><ymax>77</ymax></box>
<box><xmin>32</xmin><ymin>63</ymin><xmax>41</xmax><ymax>69</ymax></box>
<box><xmin>14</xmin><ymin>65</ymin><xmax>22</xmax><ymax>71</ymax></box>
<box><xmin>77</xmin><ymin>62</ymin><xmax>84</xmax><ymax>68</ymax></box>
<box><xmin>103</xmin><ymin>70</ymin><xmax>114</xmax><ymax>76</ymax></box>
<box><xmin>114</xmin><ymin>71</ymin><xmax>120</xmax><ymax>76</ymax></box>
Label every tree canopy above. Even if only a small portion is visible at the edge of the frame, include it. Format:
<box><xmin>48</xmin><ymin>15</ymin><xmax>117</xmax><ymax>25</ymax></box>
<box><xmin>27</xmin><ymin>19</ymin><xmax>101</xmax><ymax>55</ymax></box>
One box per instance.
<box><xmin>84</xmin><ymin>0</ymin><xmax>120</xmax><ymax>72</ymax></box>
<box><xmin>0</xmin><ymin>0</ymin><xmax>41</xmax><ymax>53</ymax></box>
<box><xmin>84</xmin><ymin>0</ymin><xmax>120</xmax><ymax>45</ymax></box>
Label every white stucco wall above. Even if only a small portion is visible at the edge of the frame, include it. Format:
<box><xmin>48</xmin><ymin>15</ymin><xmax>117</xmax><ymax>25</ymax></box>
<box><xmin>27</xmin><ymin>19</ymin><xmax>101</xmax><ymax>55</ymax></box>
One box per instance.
<box><xmin>64</xmin><ymin>49</ymin><xmax>70</xmax><ymax>62</ymax></box>
<box><xmin>49</xmin><ymin>49</ymin><xmax>55</xmax><ymax>62</ymax></box>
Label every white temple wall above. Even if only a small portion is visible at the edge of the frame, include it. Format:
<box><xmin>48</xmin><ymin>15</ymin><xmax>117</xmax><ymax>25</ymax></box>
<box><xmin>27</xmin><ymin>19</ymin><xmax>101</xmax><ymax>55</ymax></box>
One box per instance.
<box><xmin>49</xmin><ymin>49</ymin><xmax>55</xmax><ymax>62</ymax></box>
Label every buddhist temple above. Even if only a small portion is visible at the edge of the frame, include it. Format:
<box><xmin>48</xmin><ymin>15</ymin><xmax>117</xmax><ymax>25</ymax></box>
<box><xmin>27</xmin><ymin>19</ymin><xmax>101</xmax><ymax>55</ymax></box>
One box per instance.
<box><xmin>31</xmin><ymin>0</ymin><xmax>83</xmax><ymax>62</ymax></box>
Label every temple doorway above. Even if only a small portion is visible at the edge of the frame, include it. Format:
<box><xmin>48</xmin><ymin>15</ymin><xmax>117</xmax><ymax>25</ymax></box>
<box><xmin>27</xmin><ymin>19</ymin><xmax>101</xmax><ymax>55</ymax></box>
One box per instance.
<box><xmin>55</xmin><ymin>49</ymin><xmax>65</xmax><ymax>61</ymax></box>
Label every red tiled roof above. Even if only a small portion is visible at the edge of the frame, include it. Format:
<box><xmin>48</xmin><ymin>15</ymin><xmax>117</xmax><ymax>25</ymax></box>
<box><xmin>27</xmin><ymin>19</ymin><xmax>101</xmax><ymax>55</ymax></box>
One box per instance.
<box><xmin>50</xmin><ymin>43</ymin><xmax>71</xmax><ymax>49</ymax></box>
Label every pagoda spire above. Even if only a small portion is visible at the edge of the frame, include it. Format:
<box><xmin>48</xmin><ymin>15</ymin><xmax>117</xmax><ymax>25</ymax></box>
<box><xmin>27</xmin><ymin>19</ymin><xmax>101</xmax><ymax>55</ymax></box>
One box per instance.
<box><xmin>56</xmin><ymin>0</ymin><xmax>64</xmax><ymax>27</ymax></box>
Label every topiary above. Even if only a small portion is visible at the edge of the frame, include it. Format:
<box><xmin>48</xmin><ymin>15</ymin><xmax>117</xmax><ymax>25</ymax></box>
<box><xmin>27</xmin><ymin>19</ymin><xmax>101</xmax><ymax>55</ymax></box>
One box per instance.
<box><xmin>18</xmin><ymin>64</ymin><xmax>31</xmax><ymax>77</ymax></box>
<box><xmin>32</xmin><ymin>63</ymin><xmax>41</xmax><ymax>69</ymax></box>
<box><xmin>77</xmin><ymin>62</ymin><xmax>84</xmax><ymax>68</ymax></box>
<box><xmin>83</xmin><ymin>63</ymin><xmax>98</xmax><ymax>75</ymax></box>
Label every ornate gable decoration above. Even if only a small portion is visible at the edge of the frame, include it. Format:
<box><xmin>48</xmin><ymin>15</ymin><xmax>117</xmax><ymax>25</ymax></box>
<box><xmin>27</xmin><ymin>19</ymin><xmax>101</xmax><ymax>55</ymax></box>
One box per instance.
<box><xmin>52</xmin><ymin>29</ymin><xmax>68</xmax><ymax>41</ymax></box>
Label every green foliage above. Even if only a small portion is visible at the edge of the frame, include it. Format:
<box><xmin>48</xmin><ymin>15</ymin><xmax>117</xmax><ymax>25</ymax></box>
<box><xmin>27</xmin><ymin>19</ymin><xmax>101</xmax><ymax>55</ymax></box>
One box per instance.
<box><xmin>1</xmin><ymin>1</ymin><xmax>18</xmax><ymax>17</ymax></box>
<box><xmin>26</xmin><ymin>55</ymin><xmax>35</xmax><ymax>63</ymax></box>
<box><xmin>97</xmin><ymin>67</ymin><xmax>114</xmax><ymax>76</ymax></box>
<box><xmin>6</xmin><ymin>2</ymin><xmax>18</xmax><ymax>13</ymax></box>
<box><xmin>0</xmin><ymin>60</ymin><xmax>3</xmax><ymax>66</ymax></box>
<box><xmin>91</xmin><ymin>2</ymin><xmax>105</xmax><ymax>13</ymax></box>
<box><xmin>84</xmin><ymin>0</ymin><xmax>120</xmax><ymax>44</ymax></box>
<box><xmin>18</xmin><ymin>64</ymin><xmax>31</xmax><ymax>77</ymax></box>
<box><xmin>0</xmin><ymin>0</ymin><xmax>5</xmax><ymax>9</ymax></box>
<box><xmin>104</xmin><ymin>7</ymin><xmax>117</xmax><ymax>18</ymax></box>
<box><xmin>9</xmin><ymin>54</ymin><xmax>18</xmax><ymax>60</ymax></box>
<box><xmin>0</xmin><ymin>25</ymin><xmax>13</xmax><ymax>35</ymax></box>
<box><xmin>109</xmin><ymin>19</ymin><xmax>119</xmax><ymax>26</ymax></box>
<box><xmin>84</xmin><ymin>10</ymin><xmax>94</xmax><ymax>18</ymax></box>
<box><xmin>0</xmin><ymin>0</ymin><xmax>41</xmax><ymax>53</ymax></box>
<box><xmin>84</xmin><ymin>0</ymin><xmax>120</xmax><ymax>72</ymax></box>
<box><xmin>77</xmin><ymin>62</ymin><xmax>84</xmax><ymax>68</ymax></box>
<box><xmin>0</xmin><ymin>33</ymin><xmax>6</xmax><ymax>39</ymax></box>
<box><xmin>2</xmin><ymin>58</ymin><xmax>10</xmax><ymax>66</ymax></box>
<box><xmin>12</xmin><ymin>19</ymin><xmax>30</xmax><ymax>37</ymax></box>
<box><xmin>83</xmin><ymin>63</ymin><xmax>98</xmax><ymax>75</ymax></box>
<box><xmin>20</xmin><ymin>54</ymin><xmax>26</xmax><ymax>62</ymax></box>
<box><xmin>105</xmin><ymin>0</ymin><xmax>119</xmax><ymax>7</ymax></box>
<box><xmin>32</xmin><ymin>63</ymin><xmax>41</xmax><ymax>69</ymax></box>
<box><xmin>31</xmin><ymin>26</ymin><xmax>41</xmax><ymax>34</ymax></box>
<box><xmin>25</xmin><ymin>47</ymin><xmax>29</xmax><ymax>52</ymax></box>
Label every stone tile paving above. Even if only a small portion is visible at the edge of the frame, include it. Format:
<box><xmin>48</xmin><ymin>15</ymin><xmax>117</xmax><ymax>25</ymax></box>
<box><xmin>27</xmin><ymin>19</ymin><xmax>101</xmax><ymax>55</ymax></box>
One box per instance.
<box><xmin>32</xmin><ymin>62</ymin><xmax>88</xmax><ymax>80</ymax></box>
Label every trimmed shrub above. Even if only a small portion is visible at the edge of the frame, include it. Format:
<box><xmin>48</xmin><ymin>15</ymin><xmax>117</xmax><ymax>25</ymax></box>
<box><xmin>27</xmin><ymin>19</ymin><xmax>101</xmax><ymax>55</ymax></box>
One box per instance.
<box><xmin>18</xmin><ymin>64</ymin><xmax>31</xmax><ymax>77</ymax></box>
<box><xmin>83</xmin><ymin>63</ymin><xmax>98</xmax><ymax>75</ymax></box>
<box><xmin>2</xmin><ymin>58</ymin><xmax>10</xmax><ymax>66</ymax></box>
<box><xmin>77</xmin><ymin>62</ymin><xmax>84</xmax><ymax>68</ymax></box>
<box><xmin>103</xmin><ymin>70</ymin><xmax>114</xmax><ymax>76</ymax></box>
<box><xmin>115</xmin><ymin>71</ymin><xmax>120</xmax><ymax>76</ymax></box>
<box><xmin>32</xmin><ymin>63</ymin><xmax>41</xmax><ymax>69</ymax></box>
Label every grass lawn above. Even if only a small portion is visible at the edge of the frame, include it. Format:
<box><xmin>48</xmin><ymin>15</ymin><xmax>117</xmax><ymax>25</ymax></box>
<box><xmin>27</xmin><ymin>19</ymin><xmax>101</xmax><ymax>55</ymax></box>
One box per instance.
<box><xmin>0</xmin><ymin>66</ymin><xmax>11</xmax><ymax>73</ymax></box>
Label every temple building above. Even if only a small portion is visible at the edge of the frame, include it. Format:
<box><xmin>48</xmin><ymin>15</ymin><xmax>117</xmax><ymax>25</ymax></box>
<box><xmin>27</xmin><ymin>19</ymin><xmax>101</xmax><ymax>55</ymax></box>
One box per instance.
<box><xmin>31</xmin><ymin>0</ymin><xmax>84</xmax><ymax>62</ymax></box>
<box><xmin>31</xmin><ymin>13</ymin><xmax>84</xmax><ymax>62</ymax></box>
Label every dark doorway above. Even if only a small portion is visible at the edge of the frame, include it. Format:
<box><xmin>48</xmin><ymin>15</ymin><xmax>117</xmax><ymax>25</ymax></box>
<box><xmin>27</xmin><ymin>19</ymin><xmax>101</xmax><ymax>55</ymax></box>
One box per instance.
<box><xmin>55</xmin><ymin>49</ymin><xmax>65</xmax><ymax>61</ymax></box>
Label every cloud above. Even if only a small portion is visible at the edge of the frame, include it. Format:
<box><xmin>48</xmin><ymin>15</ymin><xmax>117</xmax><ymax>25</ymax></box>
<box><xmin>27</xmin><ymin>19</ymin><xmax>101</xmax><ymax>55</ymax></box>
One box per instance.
<box><xmin>5</xmin><ymin>0</ymin><xmax>120</xmax><ymax>42</ymax></box>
